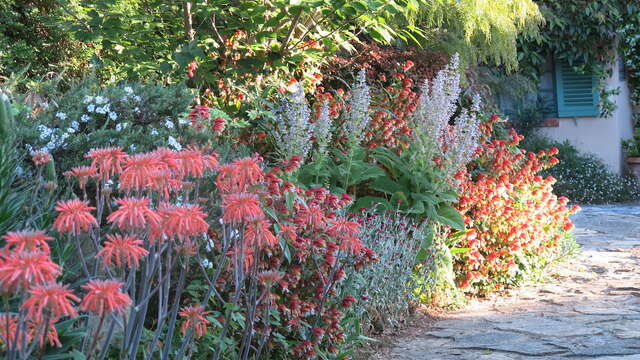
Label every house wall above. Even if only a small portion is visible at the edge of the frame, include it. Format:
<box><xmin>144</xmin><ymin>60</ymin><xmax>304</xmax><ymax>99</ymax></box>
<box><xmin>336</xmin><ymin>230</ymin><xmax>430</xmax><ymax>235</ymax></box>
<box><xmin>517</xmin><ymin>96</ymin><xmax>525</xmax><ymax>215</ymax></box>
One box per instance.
<box><xmin>539</xmin><ymin>52</ymin><xmax>634</xmax><ymax>174</ymax></box>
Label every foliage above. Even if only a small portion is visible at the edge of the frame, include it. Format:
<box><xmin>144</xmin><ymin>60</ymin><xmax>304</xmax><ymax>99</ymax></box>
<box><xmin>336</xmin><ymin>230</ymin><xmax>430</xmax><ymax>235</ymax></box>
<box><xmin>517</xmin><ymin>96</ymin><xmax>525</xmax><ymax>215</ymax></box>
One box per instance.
<box><xmin>0</xmin><ymin>0</ymin><xmax>89</xmax><ymax>79</ymax></box>
<box><xmin>398</xmin><ymin>0</ymin><xmax>542</xmax><ymax>70</ymax></box>
<box><xmin>63</xmin><ymin>0</ymin><xmax>424</xmax><ymax>88</ymax></box>
<box><xmin>525</xmin><ymin>135</ymin><xmax>640</xmax><ymax>204</ymax></box>
<box><xmin>619</xmin><ymin>4</ymin><xmax>640</xmax><ymax>104</ymax></box>
<box><xmin>623</xmin><ymin>127</ymin><xmax>640</xmax><ymax>158</ymax></box>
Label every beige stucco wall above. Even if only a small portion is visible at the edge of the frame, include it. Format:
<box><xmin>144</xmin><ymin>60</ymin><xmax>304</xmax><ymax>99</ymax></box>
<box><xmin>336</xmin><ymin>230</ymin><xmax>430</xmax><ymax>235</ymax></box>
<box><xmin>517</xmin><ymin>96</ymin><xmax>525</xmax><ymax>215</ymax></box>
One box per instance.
<box><xmin>539</xmin><ymin>52</ymin><xmax>634</xmax><ymax>174</ymax></box>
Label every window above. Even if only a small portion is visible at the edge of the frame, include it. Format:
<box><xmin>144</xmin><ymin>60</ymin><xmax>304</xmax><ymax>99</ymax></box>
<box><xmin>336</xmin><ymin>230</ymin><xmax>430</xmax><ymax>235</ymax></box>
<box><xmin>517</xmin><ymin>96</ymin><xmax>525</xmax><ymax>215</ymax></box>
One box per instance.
<box><xmin>553</xmin><ymin>60</ymin><xmax>599</xmax><ymax>117</ymax></box>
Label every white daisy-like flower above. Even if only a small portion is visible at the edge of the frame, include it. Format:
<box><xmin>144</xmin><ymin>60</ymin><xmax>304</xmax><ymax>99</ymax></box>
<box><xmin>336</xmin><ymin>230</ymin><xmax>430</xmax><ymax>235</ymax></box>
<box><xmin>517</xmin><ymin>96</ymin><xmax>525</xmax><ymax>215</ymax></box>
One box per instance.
<box><xmin>178</xmin><ymin>118</ymin><xmax>189</xmax><ymax>125</ymax></box>
<box><xmin>134</xmin><ymin>107</ymin><xmax>141</xmax><ymax>113</ymax></box>
<box><xmin>109</xmin><ymin>112</ymin><xmax>118</xmax><ymax>120</ymax></box>
<box><xmin>95</xmin><ymin>96</ymin><xmax>107</xmax><ymax>104</ymax></box>
<box><xmin>83</xmin><ymin>95</ymin><xmax>93</xmax><ymax>103</ymax></box>
<box><xmin>70</xmin><ymin>121</ymin><xmax>79</xmax><ymax>130</ymax></box>
<box><xmin>130</xmin><ymin>144</ymin><xmax>137</xmax><ymax>152</ymax></box>
<box><xmin>67</xmin><ymin>127</ymin><xmax>76</xmax><ymax>134</ymax></box>
<box><xmin>167</xmin><ymin>135</ymin><xmax>182</xmax><ymax>150</ymax></box>
<box><xmin>87</xmin><ymin>104</ymin><xmax>95</xmax><ymax>113</ymax></box>
<box><xmin>164</xmin><ymin>119</ymin><xmax>174</xmax><ymax>129</ymax></box>
<box><xmin>201</xmin><ymin>258</ymin><xmax>213</xmax><ymax>269</ymax></box>
<box><xmin>81</xmin><ymin>114</ymin><xmax>91</xmax><ymax>122</ymax></box>
<box><xmin>55</xmin><ymin>112</ymin><xmax>67</xmax><ymax>120</ymax></box>
<box><xmin>134</xmin><ymin>95</ymin><xmax>142</xmax><ymax>102</ymax></box>
<box><xmin>124</xmin><ymin>86</ymin><xmax>133</xmax><ymax>94</ymax></box>
<box><xmin>150</xmin><ymin>128</ymin><xmax>159</xmax><ymax>136</ymax></box>
<box><xmin>115</xmin><ymin>123</ymin><xmax>123</xmax><ymax>131</ymax></box>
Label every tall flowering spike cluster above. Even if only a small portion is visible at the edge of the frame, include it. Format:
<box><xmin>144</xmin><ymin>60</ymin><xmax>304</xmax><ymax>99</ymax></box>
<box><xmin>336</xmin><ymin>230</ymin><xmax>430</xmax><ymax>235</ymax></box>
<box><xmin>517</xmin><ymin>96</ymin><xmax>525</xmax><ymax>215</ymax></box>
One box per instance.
<box><xmin>411</xmin><ymin>54</ymin><xmax>481</xmax><ymax>174</ymax></box>
<box><xmin>444</xmin><ymin>94</ymin><xmax>482</xmax><ymax>175</ymax></box>
<box><xmin>272</xmin><ymin>84</ymin><xmax>314</xmax><ymax>163</ymax></box>
<box><xmin>453</xmin><ymin>121</ymin><xmax>580</xmax><ymax>294</ymax></box>
<box><xmin>313</xmin><ymin>100</ymin><xmax>333</xmax><ymax>159</ymax></box>
<box><xmin>343</xmin><ymin>69</ymin><xmax>372</xmax><ymax>148</ymax></box>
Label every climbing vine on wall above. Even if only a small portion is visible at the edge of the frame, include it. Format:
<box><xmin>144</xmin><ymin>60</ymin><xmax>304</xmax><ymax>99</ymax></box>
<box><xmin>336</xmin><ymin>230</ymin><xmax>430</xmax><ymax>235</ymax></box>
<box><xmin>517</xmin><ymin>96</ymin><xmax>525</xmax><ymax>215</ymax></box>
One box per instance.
<box><xmin>620</xmin><ymin>4</ymin><xmax>640</xmax><ymax>105</ymax></box>
<box><xmin>516</xmin><ymin>0</ymin><xmax>628</xmax><ymax>116</ymax></box>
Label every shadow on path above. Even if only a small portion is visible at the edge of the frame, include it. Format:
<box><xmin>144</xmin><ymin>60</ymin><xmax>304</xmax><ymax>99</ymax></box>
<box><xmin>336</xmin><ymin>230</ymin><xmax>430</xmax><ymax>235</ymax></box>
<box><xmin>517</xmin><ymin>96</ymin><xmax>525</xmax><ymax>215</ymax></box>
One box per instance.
<box><xmin>379</xmin><ymin>205</ymin><xmax>640</xmax><ymax>359</ymax></box>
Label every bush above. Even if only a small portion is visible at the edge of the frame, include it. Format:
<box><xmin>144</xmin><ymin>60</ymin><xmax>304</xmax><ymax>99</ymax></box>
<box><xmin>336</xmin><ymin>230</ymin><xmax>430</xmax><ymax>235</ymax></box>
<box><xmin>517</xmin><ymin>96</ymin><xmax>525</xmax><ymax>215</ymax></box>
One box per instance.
<box><xmin>454</xmin><ymin>125</ymin><xmax>579</xmax><ymax>295</ymax></box>
<box><xmin>346</xmin><ymin>210</ymin><xmax>429</xmax><ymax>334</ymax></box>
<box><xmin>15</xmin><ymin>79</ymin><xmax>196</xmax><ymax>171</ymax></box>
<box><xmin>523</xmin><ymin>135</ymin><xmax>640</xmax><ymax>204</ymax></box>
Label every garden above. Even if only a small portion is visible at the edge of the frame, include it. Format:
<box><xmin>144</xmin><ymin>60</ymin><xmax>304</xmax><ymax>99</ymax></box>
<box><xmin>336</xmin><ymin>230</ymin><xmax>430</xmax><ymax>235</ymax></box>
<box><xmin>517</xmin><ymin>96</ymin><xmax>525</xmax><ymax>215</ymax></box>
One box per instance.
<box><xmin>0</xmin><ymin>0</ymin><xmax>639</xmax><ymax>359</ymax></box>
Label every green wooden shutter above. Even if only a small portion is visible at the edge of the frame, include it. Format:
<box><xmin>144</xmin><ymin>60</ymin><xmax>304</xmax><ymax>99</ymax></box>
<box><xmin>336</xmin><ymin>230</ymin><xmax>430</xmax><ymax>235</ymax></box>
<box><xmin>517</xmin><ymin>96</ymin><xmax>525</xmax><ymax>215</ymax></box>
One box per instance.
<box><xmin>554</xmin><ymin>61</ymin><xmax>599</xmax><ymax>117</ymax></box>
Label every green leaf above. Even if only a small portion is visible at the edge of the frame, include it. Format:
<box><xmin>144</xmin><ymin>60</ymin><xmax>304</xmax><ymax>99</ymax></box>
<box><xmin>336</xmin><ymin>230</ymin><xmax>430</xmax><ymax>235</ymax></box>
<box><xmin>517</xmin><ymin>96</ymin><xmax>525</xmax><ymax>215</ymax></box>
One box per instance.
<box><xmin>352</xmin><ymin>196</ymin><xmax>388</xmax><ymax>210</ymax></box>
<box><xmin>369</xmin><ymin>177</ymin><xmax>405</xmax><ymax>195</ymax></box>
<box><xmin>435</xmin><ymin>204</ymin><xmax>465</xmax><ymax>230</ymax></box>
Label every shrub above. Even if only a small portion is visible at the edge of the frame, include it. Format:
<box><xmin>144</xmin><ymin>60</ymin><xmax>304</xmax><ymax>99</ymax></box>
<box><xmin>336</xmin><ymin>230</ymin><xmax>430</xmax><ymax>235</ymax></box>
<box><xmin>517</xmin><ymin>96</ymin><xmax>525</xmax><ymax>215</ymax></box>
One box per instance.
<box><xmin>346</xmin><ymin>210</ymin><xmax>429</xmax><ymax>334</ymax></box>
<box><xmin>454</xmin><ymin>125</ymin><xmax>579</xmax><ymax>295</ymax></box>
<box><xmin>15</xmin><ymin>80</ymin><xmax>196</xmax><ymax>172</ymax></box>
<box><xmin>523</xmin><ymin>135</ymin><xmax>640</xmax><ymax>204</ymax></box>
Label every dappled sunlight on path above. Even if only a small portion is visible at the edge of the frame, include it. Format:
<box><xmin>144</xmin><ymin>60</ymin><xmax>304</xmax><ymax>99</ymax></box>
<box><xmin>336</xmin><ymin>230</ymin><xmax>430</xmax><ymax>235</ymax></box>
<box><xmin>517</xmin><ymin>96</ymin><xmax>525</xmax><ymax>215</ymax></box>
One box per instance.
<box><xmin>379</xmin><ymin>205</ymin><xmax>640</xmax><ymax>359</ymax></box>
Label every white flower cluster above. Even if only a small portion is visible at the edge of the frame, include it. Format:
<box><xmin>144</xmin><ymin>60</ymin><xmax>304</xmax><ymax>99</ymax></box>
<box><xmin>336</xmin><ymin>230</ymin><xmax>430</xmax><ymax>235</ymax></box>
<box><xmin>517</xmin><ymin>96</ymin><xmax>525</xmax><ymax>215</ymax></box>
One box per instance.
<box><xmin>411</xmin><ymin>54</ymin><xmax>481</xmax><ymax>175</ymax></box>
<box><xmin>272</xmin><ymin>84</ymin><xmax>314</xmax><ymax>162</ymax></box>
<box><xmin>343</xmin><ymin>70</ymin><xmax>371</xmax><ymax>147</ymax></box>
<box><xmin>168</xmin><ymin>135</ymin><xmax>182</xmax><ymax>150</ymax></box>
<box><xmin>36</xmin><ymin>124</ymin><xmax>71</xmax><ymax>151</ymax></box>
<box><xmin>85</xmin><ymin>95</ymin><xmax>118</xmax><ymax>121</ymax></box>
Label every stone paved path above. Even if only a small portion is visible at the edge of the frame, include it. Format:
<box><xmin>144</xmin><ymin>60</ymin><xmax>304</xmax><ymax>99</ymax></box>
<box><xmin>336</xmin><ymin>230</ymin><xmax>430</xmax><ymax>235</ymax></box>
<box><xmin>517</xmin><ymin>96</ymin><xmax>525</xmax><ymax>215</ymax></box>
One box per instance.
<box><xmin>380</xmin><ymin>205</ymin><xmax>640</xmax><ymax>359</ymax></box>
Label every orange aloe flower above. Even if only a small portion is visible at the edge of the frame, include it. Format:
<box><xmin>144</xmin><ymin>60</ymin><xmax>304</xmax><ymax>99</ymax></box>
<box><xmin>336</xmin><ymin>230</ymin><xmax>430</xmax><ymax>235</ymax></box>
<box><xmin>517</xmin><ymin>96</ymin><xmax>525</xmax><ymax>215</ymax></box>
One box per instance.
<box><xmin>151</xmin><ymin>147</ymin><xmax>179</xmax><ymax>170</ymax></box>
<box><xmin>36</xmin><ymin>318</ymin><xmax>62</xmax><ymax>347</ymax></box>
<box><xmin>2</xmin><ymin>230</ymin><xmax>53</xmax><ymax>253</ymax></box>
<box><xmin>222</xmin><ymin>192</ymin><xmax>264</xmax><ymax>223</ymax></box>
<box><xmin>80</xmin><ymin>280</ymin><xmax>131</xmax><ymax>317</ymax></box>
<box><xmin>119</xmin><ymin>152</ymin><xmax>165</xmax><ymax>192</ymax></box>
<box><xmin>0</xmin><ymin>251</ymin><xmax>61</xmax><ymax>291</ymax></box>
<box><xmin>231</xmin><ymin>156</ymin><xmax>264</xmax><ymax>190</ymax></box>
<box><xmin>175</xmin><ymin>146</ymin><xmax>207</xmax><ymax>178</ymax></box>
<box><xmin>96</xmin><ymin>234</ymin><xmax>149</xmax><ymax>268</ymax></box>
<box><xmin>0</xmin><ymin>314</ymin><xmax>31</xmax><ymax>350</ymax></box>
<box><xmin>244</xmin><ymin>218</ymin><xmax>278</xmax><ymax>248</ymax></box>
<box><xmin>22</xmin><ymin>282</ymin><xmax>79</xmax><ymax>321</ymax></box>
<box><xmin>53</xmin><ymin>199</ymin><xmax>97</xmax><ymax>235</ymax></box>
<box><xmin>179</xmin><ymin>304</ymin><xmax>211</xmax><ymax>338</ymax></box>
<box><xmin>63</xmin><ymin>166</ymin><xmax>97</xmax><ymax>189</ymax></box>
<box><xmin>146</xmin><ymin>170</ymin><xmax>182</xmax><ymax>200</ymax></box>
<box><xmin>215</xmin><ymin>164</ymin><xmax>240</xmax><ymax>193</ymax></box>
<box><xmin>85</xmin><ymin>147</ymin><xmax>127</xmax><ymax>180</ymax></box>
<box><xmin>162</xmin><ymin>204</ymin><xmax>209</xmax><ymax>241</ymax></box>
<box><xmin>107</xmin><ymin>197</ymin><xmax>161</xmax><ymax>230</ymax></box>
